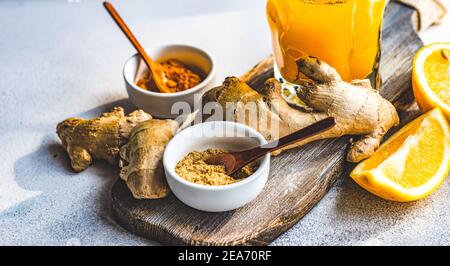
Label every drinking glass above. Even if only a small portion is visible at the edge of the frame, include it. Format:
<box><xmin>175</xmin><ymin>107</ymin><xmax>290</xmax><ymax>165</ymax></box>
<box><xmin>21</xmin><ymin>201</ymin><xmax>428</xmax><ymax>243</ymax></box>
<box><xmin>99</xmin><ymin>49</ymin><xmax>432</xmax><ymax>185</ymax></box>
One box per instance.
<box><xmin>267</xmin><ymin>0</ymin><xmax>388</xmax><ymax>105</ymax></box>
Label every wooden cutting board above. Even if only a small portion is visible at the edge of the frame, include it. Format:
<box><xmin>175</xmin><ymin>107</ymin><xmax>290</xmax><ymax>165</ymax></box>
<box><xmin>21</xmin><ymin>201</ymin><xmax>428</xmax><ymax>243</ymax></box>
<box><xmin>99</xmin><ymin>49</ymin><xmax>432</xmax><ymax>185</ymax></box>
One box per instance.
<box><xmin>111</xmin><ymin>1</ymin><xmax>424</xmax><ymax>246</ymax></box>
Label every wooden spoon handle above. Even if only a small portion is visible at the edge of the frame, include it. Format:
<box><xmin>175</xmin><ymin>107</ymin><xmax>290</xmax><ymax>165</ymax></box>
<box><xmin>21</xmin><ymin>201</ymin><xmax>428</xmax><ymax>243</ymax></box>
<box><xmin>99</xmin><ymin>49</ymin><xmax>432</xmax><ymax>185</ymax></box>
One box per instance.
<box><xmin>236</xmin><ymin>117</ymin><xmax>336</xmax><ymax>166</ymax></box>
<box><xmin>263</xmin><ymin>117</ymin><xmax>336</xmax><ymax>152</ymax></box>
<box><xmin>103</xmin><ymin>1</ymin><xmax>153</xmax><ymax>70</ymax></box>
<box><xmin>103</xmin><ymin>1</ymin><xmax>172</xmax><ymax>93</ymax></box>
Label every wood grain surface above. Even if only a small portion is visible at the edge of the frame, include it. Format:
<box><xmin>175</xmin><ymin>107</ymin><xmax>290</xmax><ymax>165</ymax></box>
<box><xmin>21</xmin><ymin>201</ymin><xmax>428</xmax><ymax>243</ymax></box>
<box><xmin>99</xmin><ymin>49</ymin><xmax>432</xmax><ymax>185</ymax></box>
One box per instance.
<box><xmin>111</xmin><ymin>2</ymin><xmax>424</xmax><ymax>246</ymax></box>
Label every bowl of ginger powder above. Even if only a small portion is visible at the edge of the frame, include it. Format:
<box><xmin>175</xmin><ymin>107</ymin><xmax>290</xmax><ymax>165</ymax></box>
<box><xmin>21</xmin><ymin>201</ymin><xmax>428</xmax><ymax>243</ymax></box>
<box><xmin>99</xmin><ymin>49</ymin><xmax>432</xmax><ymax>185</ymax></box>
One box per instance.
<box><xmin>163</xmin><ymin>121</ymin><xmax>270</xmax><ymax>212</ymax></box>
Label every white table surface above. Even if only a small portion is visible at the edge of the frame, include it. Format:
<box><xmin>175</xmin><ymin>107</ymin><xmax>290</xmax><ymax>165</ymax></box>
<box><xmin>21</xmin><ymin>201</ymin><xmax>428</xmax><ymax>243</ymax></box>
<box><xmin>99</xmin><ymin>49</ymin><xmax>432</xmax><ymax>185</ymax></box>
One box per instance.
<box><xmin>1</xmin><ymin>0</ymin><xmax>449</xmax><ymax>246</ymax></box>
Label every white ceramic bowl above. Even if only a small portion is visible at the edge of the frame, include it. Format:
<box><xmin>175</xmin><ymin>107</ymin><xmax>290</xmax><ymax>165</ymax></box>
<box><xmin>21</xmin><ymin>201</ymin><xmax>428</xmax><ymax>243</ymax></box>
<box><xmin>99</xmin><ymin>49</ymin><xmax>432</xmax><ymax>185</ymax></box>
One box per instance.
<box><xmin>123</xmin><ymin>44</ymin><xmax>216</xmax><ymax>119</ymax></box>
<box><xmin>163</xmin><ymin>121</ymin><xmax>271</xmax><ymax>212</ymax></box>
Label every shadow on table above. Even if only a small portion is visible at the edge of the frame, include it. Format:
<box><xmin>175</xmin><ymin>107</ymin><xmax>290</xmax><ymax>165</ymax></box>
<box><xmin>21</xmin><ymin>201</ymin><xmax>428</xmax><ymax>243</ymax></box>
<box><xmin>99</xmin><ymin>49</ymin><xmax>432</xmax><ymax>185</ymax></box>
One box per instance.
<box><xmin>330</xmin><ymin>173</ymin><xmax>433</xmax><ymax>244</ymax></box>
<box><xmin>5</xmin><ymin>99</ymin><xmax>156</xmax><ymax>245</ymax></box>
<box><xmin>335</xmin><ymin>175</ymin><xmax>418</xmax><ymax>217</ymax></box>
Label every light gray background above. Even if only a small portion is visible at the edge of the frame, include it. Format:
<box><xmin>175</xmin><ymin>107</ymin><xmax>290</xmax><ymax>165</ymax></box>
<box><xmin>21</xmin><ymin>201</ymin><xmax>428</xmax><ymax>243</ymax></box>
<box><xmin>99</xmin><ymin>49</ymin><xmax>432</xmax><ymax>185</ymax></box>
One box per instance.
<box><xmin>1</xmin><ymin>0</ymin><xmax>450</xmax><ymax>246</ymax></box>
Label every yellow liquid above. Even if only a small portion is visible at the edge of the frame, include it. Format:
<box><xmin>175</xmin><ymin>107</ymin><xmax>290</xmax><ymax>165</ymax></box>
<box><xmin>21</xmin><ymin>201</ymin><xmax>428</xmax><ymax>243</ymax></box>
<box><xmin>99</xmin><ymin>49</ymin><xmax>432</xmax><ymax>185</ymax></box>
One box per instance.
<box><xmin>267</xmin><ymin>0</ymin><xmax>387</xmax><ymax>83</ymax></box>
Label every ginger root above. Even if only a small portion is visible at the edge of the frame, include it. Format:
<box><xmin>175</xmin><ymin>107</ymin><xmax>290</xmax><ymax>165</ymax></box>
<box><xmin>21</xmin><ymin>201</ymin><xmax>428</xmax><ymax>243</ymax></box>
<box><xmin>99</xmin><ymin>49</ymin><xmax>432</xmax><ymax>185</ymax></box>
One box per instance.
<box><xmin>203</xmin><ymin>56</ymin><xmax>399</xmax><ymax>162</ymax></box>
<box><xmin>57</xmin><ymin>107</ymin><xmax>178</xmax><ymax>200</ymax></box>
<box><xmin>56</xmin><ymin>107</ymin><xmax>152</xmax><ymax>172</ymax></box>
<box><xmin>119</xmin><ymin>119</ymin><xmax>178</xmax><ymax>199</ymax></box>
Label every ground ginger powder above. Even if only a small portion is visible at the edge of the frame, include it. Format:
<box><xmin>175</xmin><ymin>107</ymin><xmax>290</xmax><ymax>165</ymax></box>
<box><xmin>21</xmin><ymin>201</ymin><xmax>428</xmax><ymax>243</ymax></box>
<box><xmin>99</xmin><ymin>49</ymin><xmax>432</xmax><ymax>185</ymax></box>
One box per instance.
<box><xmin>175</xmin><ymin>149</ymin><xmax>258</xmax><ymax>186</ymax></box>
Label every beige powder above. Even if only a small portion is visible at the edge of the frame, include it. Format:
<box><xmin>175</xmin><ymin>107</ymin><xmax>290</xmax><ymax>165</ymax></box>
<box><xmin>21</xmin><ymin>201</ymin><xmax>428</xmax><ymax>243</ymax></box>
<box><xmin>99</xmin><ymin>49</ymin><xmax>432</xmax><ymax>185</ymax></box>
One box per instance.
<box><xmin>175</xmin><ymin>149</ymin><xmax>257</xmax><ymax>186</ymax></box>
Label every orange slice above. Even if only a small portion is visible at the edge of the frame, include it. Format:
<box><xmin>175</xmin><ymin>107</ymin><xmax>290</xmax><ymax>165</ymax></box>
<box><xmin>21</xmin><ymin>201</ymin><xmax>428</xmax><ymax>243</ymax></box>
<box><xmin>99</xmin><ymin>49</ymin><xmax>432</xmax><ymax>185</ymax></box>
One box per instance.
<box><xmin>350</xmin><ymin>108</ymin><xmax>450</xmax><ymax>202</ymax></box>
<box><xmin>412</xmin><ymin>42</ymin><xmax>450</xmax><ymax>121</ymax></box>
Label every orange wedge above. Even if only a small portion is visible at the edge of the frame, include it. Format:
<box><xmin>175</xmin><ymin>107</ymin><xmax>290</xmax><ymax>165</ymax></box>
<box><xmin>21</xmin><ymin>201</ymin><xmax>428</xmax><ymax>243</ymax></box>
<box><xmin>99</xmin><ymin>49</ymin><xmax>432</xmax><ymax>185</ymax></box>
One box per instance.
<box><xmin>350</xmin><ymin>108</ymin><xmax>450</xmax><ymax>202</ymax></box>
<box><xmin>412</xmin><ymin>42</ymin><xmax>450</xmax><ymax>121</ymax></box>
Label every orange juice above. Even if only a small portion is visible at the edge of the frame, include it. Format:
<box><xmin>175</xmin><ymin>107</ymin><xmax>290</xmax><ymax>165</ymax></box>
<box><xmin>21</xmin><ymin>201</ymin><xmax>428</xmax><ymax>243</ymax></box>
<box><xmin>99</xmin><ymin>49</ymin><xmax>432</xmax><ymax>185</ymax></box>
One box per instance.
<box><xmin>267</xmin><ymin>0</ymin><xmax>387</xmax><ymax>84</ymax></box>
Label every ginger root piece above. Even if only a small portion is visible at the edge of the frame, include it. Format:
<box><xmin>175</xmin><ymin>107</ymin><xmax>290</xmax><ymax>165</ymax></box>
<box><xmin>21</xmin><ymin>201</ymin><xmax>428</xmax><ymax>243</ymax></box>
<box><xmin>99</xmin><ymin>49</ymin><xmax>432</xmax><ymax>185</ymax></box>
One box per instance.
<box><xmin>295</xmin><ymin>57</ymin><xmax>400</xmax><ymax>162</ymax></box>
<box><xmin>56</xmin><ymin>107</ymin><xmax>152</xmax><ymax>172</ymax></box>
<box><xmin>119</xmin><ymin>119</ymin><xmax>178</xmax><ymax>199</ymax></box>
<box><xmin>203</xmin><ymin>56</ymin><xmax>399</xmax><ymax>162</ymax></box>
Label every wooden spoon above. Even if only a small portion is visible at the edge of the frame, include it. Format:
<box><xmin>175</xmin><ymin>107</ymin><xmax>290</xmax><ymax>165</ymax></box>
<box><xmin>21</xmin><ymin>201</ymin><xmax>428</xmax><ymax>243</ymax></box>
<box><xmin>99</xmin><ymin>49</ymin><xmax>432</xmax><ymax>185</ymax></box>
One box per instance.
<box><xmin>205</xmin><ymin>117</ymin><xmax>337</xmax><ymax>176</ymax></box>
<box><xmin>103</xmin><ymin>1</ymin><xmax>173</xmax><ymax>93</ymax></box>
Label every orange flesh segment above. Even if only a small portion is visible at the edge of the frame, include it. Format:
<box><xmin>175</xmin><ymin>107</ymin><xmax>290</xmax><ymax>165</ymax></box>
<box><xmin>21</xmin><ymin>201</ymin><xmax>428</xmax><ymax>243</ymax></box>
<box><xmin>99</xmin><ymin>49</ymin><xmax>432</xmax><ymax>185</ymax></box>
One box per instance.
<box><xmin>360</xmin><ymin>114</ymin><xmax>445</xmax><ymax>188</ymax></box>
<box><xmin>382</xmin><ymin>117</ymin><xmax>445</xmax><ymax>188</ymax></box>
<box><xmin>424</xmin><ymin>49</ymin><xmax>450</xmax><ymax>104</ymax></box>
<box><xmin>360</xmin><ymin>116</ymin><xmax>424</xmax><ymax>171</ymax></box>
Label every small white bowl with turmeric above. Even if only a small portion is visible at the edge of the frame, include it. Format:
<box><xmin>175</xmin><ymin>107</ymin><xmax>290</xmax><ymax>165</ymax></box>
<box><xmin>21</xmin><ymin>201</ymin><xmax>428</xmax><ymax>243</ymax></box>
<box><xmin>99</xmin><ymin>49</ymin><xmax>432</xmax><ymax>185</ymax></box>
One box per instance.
<box><xmin>123</xmin><ymin>44</ymin><xmax>216</xmax><ymax>119</ymax></box>
<box><xmin>163</xmin><ymin>121</ymin><xmax>270</xmax><ymax>212</ymax></box>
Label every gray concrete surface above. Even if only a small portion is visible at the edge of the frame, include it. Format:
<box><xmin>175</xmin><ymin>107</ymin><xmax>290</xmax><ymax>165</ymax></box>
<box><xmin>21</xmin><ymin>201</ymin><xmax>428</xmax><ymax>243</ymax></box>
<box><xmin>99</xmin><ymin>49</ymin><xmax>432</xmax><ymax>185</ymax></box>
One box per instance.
<box><xmin>1</xmin><ymin>0</ymin><xmax>450</xmax><ymax>246</ymax></box>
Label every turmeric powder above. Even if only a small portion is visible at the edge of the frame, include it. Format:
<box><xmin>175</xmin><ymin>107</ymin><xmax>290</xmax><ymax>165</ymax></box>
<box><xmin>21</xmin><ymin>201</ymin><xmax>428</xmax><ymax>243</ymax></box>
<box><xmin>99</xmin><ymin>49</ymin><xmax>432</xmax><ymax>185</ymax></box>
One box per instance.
<box><xmin>137</xmin><ymin>59</ymin><xmax>203</xmax><ymax>93</ymax></box>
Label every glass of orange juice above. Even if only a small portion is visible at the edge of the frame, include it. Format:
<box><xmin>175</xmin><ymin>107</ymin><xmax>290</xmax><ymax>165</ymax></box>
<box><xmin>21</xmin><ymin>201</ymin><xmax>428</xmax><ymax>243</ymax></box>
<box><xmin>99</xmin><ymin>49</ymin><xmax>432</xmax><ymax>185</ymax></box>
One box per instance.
<box><xmin>267</xmin><ymin>0</ymin><xmax>388</xmax><ymax>103</ymax></box>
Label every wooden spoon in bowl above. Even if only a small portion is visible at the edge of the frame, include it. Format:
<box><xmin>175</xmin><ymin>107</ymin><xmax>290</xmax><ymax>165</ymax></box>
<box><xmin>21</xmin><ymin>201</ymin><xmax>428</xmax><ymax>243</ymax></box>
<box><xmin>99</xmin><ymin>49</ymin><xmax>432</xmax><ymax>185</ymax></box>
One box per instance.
<box><xmin>205</xmin><ymin>117</ymin><xmax>337</xmax><ymax>176</ymax></box>
<box><xmin>103</xmin><ymin>1</ymin><xmax>173</xmax><ymax>93</ymax></box>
